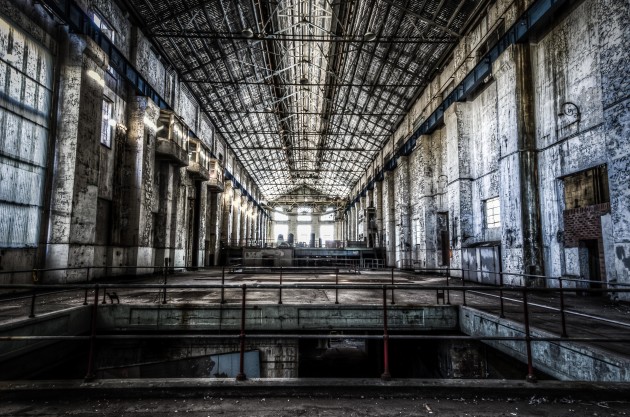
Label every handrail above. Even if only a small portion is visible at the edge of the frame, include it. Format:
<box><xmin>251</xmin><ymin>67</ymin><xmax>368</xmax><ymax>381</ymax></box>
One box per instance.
<box><xmin>1</xmin><ymin>276</ymin><xmax>629</xmax><ymax>383</ymax></box>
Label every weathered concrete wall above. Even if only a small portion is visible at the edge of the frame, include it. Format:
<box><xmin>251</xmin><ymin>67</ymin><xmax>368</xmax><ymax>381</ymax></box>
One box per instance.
<box><xmin>98</xmin><ymin>304</ymin><xmax>459</xmax><ymax>332</ymax></box>
<box><xmin>382</xmin><ymin>171</ymin><xmax>396</xmax><ymax>267</ymax></box>
<box><xmin>460</xmin><ymin>306</ymin><xmax>630</xmax><ymax>382</ymax></box>
<box><xmin>0</xmin><ymin>3</ymin><xmax>56</xmax><ymax>279</ymax></box>
<box><xmin>597</xmin><ymin>0</ymin><xmax>630</xmax><ymax>298</ymax></box>
<box><xmin>0</xmin><ymin>2</ymin><xmax>266</xmax><ymax>282</ymax></box>
<box><xmin>95</xmin><ymin>338</ymin><xmax>298</xmax><ymax>379</ymax></box>
<box><xmin>351</xmin><ymin>0</ymin><xmax>629</xmax><ymax>297</ymax></box>
<box><xmin>0</xmin><ymin>305</ymin><xmax>91</xmax><ymax>378</ymax></box>
<box><xmin>45</xmin><ymin>35</ymin><xmax>108</xmax><ymax>282</ymax></box>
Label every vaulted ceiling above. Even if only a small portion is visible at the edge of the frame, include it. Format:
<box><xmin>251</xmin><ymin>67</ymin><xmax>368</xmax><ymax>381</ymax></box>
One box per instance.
<box><xmin>123</xmin><ymin>0</ymin><xmax>488</xmax><ymax>201</ymax></box>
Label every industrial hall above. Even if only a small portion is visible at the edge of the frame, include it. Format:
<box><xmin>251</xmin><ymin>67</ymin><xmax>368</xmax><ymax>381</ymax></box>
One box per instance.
<box><xmin>1</xmin><ymin>0</ymin><xmax>630</xmax><ymax>414</ymax></box>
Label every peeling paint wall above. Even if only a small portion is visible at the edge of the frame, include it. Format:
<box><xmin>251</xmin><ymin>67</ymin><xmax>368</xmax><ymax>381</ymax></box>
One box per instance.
<box><xmin>353</xmin><ymin>0</ymin><xmax>630</xmax><ymax>297</ymax></box>
<box><xmin>0</xmin><ymin>1</ymin><xmax>266</xmax><ymax>281</ymax></box>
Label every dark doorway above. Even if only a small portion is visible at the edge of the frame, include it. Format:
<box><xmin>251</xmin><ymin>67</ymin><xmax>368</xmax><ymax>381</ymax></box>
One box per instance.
<box><xmin>580</xmin><ymin>239</ymin><xmax>602</xmax><ymax>293</ymax></box>
<box><xmin>437</xmin><ymin>212</ymin><xmax>450</xmax><ymax>266</ymax></box>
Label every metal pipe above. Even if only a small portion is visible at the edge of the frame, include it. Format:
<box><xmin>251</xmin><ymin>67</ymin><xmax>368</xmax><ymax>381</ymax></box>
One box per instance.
<box><xmin>84</xmin><ymin>284</ymin><xmax>99</xmax><ymax>381</ymax></box>
<box><xmin>559</xmin><ymin>277</ymin><xmax>567</xmax><ymax>337</ymax></box>
<box><xmin>522</xmin><ymin>287</ymin><xmax>537</xmax><ymax>383</ymax></box>
<box><xmin>236</xmin><ymin>284</ymin><xmax>247</xmax><ymax>381</ymax></box>
<box><xmin>101</xmin><ymin>286</ymin><xmax>107</xmax><ymax>304</ymax></box>
<box><xmin>381</xmin><ymin>285</ymin><xmax>391</xmax><ymax>381</ymax></box>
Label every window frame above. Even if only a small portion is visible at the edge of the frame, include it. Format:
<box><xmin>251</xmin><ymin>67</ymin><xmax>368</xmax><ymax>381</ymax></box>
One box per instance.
<box><xmin>485</xmin><ymin>197</ymin><xmax>501</xmax><ymax>229</ymax></box>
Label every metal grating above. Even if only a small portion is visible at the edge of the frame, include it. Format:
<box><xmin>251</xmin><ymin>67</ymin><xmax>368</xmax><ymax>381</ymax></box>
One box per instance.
<box><xmin>123</xmin><ymin>0</ymin><xmax>488</xmax><ymax>201</ymax></box>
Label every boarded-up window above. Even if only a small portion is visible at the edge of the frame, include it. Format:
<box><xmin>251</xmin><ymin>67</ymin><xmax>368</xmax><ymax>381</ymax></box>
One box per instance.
<box><xmin>0</xmin><ymin>17</ymin><xmax>53</xmax><ymax>247</ymax></box>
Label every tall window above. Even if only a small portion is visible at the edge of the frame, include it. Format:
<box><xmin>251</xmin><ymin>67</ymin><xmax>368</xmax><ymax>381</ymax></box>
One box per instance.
<box><xmin>297</xmin><ymin>224</ymin><xmax>311</xmax><ymax>244</ymax></box>
<box><xmin>101</xmin><ymin>99</ymin><xmax>113</xmax><ymax>148</ymax></box>
<box><xmin>297</xmin><ymin>207</ymin><xmax>312</xmax><ymax>222</ymax></box>
<box><xmin>92</xmin><ymin>12</ymin><xmax>115</xmax><ymax>43</ymax></box>
<box><xmin>485</xmin><ymin>197</ymin><xmax>501</xmax><ymax>228</ymax></box>
<box><xmin>320</xmin><ymin>224</ymin><xmax>334</xmax><ymax>241</ymax></box>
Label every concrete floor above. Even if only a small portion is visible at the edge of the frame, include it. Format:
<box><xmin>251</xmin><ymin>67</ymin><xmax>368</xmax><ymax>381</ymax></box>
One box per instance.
<box><xmin>2</xmin><ymin>268</ymin><xmax>630</xmax><ymax>356</ymax></box>
<box><xmin>2</xmin><ymin>269</ymin><xmax>630</xmax><ymax>416</ymax></box>
<box><xmin>2</xmin><ymin>379</ymin><xmax>630</xmax><ymax>416</ymax></box>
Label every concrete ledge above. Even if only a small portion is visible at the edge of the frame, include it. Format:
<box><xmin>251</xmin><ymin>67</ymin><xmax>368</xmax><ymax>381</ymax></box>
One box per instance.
<box><xmin>98</xmin><ymin>304</ymin><xmax>459</xmax><ymax>331</ymax></box>
<box><xmin>459</xmin><ymin>306</ymin><xmax>630</xmax><ymax>382</ymax></box>
<box><xmin>1</xmin><ymin>378</ymin><xmax>630</xmax><ymax>401</ymax></box>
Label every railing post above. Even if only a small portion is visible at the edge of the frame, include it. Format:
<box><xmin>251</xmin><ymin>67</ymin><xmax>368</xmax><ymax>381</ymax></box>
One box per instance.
<box><xmin>221</xmin><ymin>266</ymin><xmax>226</xmax><ymax>304</ymax></box>
<box><xmin>162</xmin><ymin>258</ymin><xmax>169</xmax><ymax>304</ymax></box>
<box><xmin>462</xmin><ymin>270</ymin><xmax>467</xmax><ymax>306</ymax></box>
<box><xmin>83</xmin><ymin>288</ymin><xmax>89</xmax><ymax>305</ymax></box>
<box><xmin>522</xmin><ymin>287</ymin><xmax>537</xmax><ymax>383</ymax></box>
<box><xmin>236</xmin><ymin>284</ymin><xmax>247</xmax><ymax>381</ymax></box>
<box><xmin>84</xmin><ymin>284</ymin><xmax>99</xmax><ymax>381</ymax></box>
<box><xmin>446</xmin><ymin>267</ymin><xmax>451</xmax><ymax>305</ymax></box>
<box><xmin>101</xmin><ymin>286</ymin><xmax>107</xmax><ymax>304</ymax></box>
<box><xmin>381</xmin><ymin>285</ymin><xmax>391</xmax><ymax>381</ymax></box>
<box><xmin>390</xmin><ymin>266</ymin><xmax>395</xmax><ymax>305</ymax></box>
<box><xmin>29</xmin><ymin>290</ymin><xmax>36</xmax><ymax>318</ymax></box>
<box><xmin>335</xmin><ymin>268</ymin><xmax>339</xmax><ymax>304</ymax></box>
<box><xmin>86</xmin><ymin>266</ymin><xmax>91</xmax><ymax>282</ymax></box>
<box><xmin>499</xmin><ymin>271</ymin><xmax>505</xmax><ymax>318</ymax></box>
<box><xmin>559</xmin><ymin>277</ymin><xmax>568</xmax><ymax>338</ymax></box>
<box><xmin>278</xmin><ymin>266</ymin><xmax>283</xmax><ymax>305</ymax></box>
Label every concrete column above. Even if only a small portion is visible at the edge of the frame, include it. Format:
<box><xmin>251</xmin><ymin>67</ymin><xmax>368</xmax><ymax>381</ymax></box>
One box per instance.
<box><xmin>248</xmin><ymin>202</ymin><xmax>255</xmax><ymax>245</ymax></box>
<box><xmin>120</xmin><ymin>96</ymin><xmax>160</xmax><ymax>270</ymax></box>
<box><xmin>173</xmin><ymin>168</ymin><xmax>190</xmax><ymax>267</ymax></box>
<box><xmin>238</xmin><ymin>195</ymin><xmax>247</xmax><ymax>246</ymax></box>
<box><xmin>195</xmin><ymin>180</ymin><xmax>208</xmax><ymax>268</ymax></box>
<box><xmin>375</xmin><ymin>180</ymin><xmax>384</xmax><ymax>248</ymax></box>
<box><xmin>411</xmin><ymin>134</ymin><xmax>440</xmax><ymax>269</ymax></box>
<box><xmin>349</xmin><ymin>205</ymin><xmax>356</xmax><ymax>241</ymax></box>
<box><xmin>221</xmin><ymin>181</ymin><xmax>233</xmax><ymax>248</ymax></box>
<box><xmin>207</xmin><ymin>190</ymin><xmax>222</xmax><ymax>266</ymax></box>
<box><xmin>599</xmin><ymin>0</ymin><xmax>630</xmax><ymax>298</ymax></box>
<box><xmin>230</xmin><ymin>190</ymin><xmax>240</xmax><ymax>246</ymax></box>
<box><xmin>45</xmin><ymin>35</ymin><xmax>109</xmax><ymax>281</ymax></box>
<box><xmin>251</xmin><ymin>206</ymin><xmax>258</xmax><ymax>245</ymax></box>
<box><xmin>394</xmin><ymin>155</ymin><xmax>412</xmax><ymax>268</ymax></box>
<box><xmin>383</xmin><ymin>171</ymin><xmax>396</xmax><ymax>267</ymax></box>
<box><xmin>359</xmin><ymin>196</ymin><xmax>367</xmax><ymax>243</ymax></box>
<box><xmin>445</xmin><ymin>103</ymin><xmax>473</xmax><ymax>278</ymax></box>
<box><xmin>266</xmin><ymin>216</ymin><xmax>272</xmax><ymax>245</ymax></box>
<box><xmin>495</xmin><ymin>44</ymin><xmax>544</xmax><ymax>282</ymax></box>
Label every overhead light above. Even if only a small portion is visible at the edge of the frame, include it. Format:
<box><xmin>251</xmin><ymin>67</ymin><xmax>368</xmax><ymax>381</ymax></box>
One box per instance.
<box><xmin>299</xmin><ymin>17</ymin><xmax>309</xmax><ymax>25</ymax></box>
<box><xmin>241</xmin><ymin>27</ymin><xmax>254</xmax><ymax>38</ymax></box>
<box><xmin>300</xmin><ymin>76</ymin><xmax>309</xmax><ymax>85</ymax></box>
<box><xmin>364</xmin><ymin>31</ymin><xmax>377</xmax><ymax>42</ymax></box>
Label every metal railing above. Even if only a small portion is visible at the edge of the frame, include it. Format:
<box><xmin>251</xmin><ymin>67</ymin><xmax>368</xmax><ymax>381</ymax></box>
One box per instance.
<box><xmin>1</xmin><ymin>267</ymin><xmax>629</xmax><ymax>384</ymax></box>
